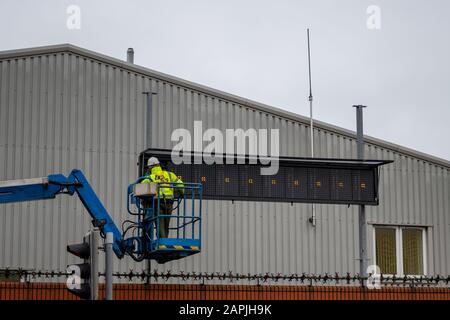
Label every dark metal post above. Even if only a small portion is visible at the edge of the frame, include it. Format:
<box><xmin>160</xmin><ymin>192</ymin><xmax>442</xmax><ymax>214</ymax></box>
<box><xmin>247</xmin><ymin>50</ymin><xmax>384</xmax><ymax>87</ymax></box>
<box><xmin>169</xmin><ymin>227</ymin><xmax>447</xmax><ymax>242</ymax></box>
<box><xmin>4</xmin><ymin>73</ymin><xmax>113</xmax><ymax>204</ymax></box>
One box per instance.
<box><xmin>105</xmin><ymin>232</ymin><xmax>113</xmax><ymax>300</ymax></box>
<box><xmin>89</xmin><ymin>229</ymin><xmax>99</xmax><ymax>300</ymax></box>
<box><xmin>143</xmin><ymin>92</ymin><xmax>157</xmax><ymax>150</ymax></box>
<box><xmin>355</xmin><ymin>106</ymin><xmax>365</xmax><ymax>159</ymax></box>
<box><xmin>143</xmin><ymin>91</ymin><xmax>156</xmax><ymax>278</ymax></box>
<box><xmin>353</xmin><ymin>105</ymin><xmax>367</xmax><ymax>282</ymax></box>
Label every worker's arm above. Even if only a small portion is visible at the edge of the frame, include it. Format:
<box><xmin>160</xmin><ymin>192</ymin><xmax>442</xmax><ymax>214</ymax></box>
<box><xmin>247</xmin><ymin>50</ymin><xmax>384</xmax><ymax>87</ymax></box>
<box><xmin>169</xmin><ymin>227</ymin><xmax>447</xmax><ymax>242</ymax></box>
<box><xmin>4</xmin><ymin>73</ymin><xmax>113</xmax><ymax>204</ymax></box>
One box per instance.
<box><xmin>170</xmin><ymin>172</ymin><xmax>184</xmax><ymax>196</ymax></box>
<box><xmin>141</xmin><ymin>172</ymin><xmax>152</xmax><ymax>184</ymax></box>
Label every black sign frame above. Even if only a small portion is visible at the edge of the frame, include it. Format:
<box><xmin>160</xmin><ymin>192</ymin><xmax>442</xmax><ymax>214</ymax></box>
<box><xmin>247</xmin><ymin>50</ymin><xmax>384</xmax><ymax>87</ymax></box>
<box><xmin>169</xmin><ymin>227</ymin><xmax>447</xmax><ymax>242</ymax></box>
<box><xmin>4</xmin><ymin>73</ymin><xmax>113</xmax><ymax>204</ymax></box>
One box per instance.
<box><xmin>138</xmin><ymin>149</ymin><xmax>392</xmax><ymax>206</ymax></box>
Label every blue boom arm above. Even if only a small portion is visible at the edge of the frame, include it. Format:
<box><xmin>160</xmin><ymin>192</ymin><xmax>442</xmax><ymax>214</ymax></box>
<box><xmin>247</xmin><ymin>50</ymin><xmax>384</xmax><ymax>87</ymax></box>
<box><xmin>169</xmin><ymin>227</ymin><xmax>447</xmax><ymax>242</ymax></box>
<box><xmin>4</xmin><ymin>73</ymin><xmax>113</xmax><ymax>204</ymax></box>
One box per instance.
<box><xmin>0</xmin><ymin>168</ymin><xmax>203</xmax><ymax>263</ymax></box>
<box><xmin>0</xmin><ymin>169</ymin><xmax>125</xmax><ymax>258</ymax></box>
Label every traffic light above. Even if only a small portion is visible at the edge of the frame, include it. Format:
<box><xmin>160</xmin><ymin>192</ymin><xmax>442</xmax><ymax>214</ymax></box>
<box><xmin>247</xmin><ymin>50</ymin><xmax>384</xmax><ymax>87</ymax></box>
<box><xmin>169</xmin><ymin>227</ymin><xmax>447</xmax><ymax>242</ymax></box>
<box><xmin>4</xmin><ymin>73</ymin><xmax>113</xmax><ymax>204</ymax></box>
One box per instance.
<box><xmin>66</xmin><ymin>230</ymin><xmax>99</xmax><ymax>300</ymax></box>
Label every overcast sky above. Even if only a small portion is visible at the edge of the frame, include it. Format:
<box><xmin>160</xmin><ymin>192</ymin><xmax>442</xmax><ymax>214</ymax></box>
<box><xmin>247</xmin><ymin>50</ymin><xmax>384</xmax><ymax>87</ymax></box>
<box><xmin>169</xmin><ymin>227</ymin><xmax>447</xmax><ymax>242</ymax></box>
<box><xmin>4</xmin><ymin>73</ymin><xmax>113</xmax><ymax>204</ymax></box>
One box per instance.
<box><xmin>1</xmin><ymin>0</ymin><xmax>449</xmax><ymax>161</ymax></box>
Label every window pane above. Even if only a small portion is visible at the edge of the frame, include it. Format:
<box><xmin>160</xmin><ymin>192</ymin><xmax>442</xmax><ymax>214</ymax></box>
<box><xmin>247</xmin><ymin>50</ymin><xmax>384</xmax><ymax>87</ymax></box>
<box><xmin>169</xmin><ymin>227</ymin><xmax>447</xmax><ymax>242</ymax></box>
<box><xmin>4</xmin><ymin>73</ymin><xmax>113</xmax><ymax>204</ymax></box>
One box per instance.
<box><xmin>402</xmin><ymin>229</ymin><xmax>424</xmax><ymax>275</ymax></box>
<box><xmin>375</xmin><ymin>228</ymin><xmax>397</xmax><ymax>274</ymax></box>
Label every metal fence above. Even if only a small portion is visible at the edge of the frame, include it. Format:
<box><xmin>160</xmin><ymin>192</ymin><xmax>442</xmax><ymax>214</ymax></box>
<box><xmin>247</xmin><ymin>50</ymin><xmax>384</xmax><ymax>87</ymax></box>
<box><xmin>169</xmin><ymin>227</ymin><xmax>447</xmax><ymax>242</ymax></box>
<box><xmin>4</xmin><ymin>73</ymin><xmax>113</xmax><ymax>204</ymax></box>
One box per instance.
<box><xmin>1</xmin><ymin>269</ymin><xmax>450</xmax><ymax>300</ymax></box>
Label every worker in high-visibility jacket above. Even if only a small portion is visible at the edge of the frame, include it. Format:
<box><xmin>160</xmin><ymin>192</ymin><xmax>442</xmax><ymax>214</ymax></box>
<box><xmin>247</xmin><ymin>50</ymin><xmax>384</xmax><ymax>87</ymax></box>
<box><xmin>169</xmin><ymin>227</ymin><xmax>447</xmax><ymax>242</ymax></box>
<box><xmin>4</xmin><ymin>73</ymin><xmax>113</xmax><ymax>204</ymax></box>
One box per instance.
<box><xmin>141</xmin><ymin>157</ymin><xmax>184</xmax><ymax>238</ymax></box>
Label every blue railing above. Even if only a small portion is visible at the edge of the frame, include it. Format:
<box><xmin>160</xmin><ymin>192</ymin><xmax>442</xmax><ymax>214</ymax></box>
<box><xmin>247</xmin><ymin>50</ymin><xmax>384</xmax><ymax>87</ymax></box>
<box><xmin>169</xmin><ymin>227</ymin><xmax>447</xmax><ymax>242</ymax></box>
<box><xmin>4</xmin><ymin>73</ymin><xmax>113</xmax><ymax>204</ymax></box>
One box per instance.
<box><xmin>126</xmin><ymin>178</ymin><xmax>202</xmax><ymax>260</ymax></box>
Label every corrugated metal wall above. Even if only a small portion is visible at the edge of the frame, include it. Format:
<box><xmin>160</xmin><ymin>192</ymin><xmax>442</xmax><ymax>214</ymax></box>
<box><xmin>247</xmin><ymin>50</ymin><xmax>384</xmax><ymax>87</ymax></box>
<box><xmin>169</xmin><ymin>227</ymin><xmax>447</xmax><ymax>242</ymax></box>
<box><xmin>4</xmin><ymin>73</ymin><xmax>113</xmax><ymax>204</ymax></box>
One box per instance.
<box><xmin>1</xmin><ymin>51</ymin><xmax>449</xmax><ymax>276</ymax></box>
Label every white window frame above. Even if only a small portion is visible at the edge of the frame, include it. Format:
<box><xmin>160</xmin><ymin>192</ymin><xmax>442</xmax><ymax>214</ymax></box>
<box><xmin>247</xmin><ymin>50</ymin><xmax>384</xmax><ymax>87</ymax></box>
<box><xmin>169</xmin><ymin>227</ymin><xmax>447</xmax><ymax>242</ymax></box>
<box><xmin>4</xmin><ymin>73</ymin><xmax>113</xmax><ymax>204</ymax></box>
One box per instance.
<box><xmin>373</xmin><ymin>225</ymin><xmax>427</xmax><ymax>277</ymax></box>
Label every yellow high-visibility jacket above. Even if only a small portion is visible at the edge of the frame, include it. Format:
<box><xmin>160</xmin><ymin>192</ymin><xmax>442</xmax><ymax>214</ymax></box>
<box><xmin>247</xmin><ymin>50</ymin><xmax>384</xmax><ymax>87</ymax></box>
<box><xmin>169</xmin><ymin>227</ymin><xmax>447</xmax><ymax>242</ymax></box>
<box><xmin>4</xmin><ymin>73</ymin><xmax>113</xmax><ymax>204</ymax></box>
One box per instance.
<box><xmin>141</xmin><ymin>165</ymin><xmax>183</xmax><ymax>199</ymax></box>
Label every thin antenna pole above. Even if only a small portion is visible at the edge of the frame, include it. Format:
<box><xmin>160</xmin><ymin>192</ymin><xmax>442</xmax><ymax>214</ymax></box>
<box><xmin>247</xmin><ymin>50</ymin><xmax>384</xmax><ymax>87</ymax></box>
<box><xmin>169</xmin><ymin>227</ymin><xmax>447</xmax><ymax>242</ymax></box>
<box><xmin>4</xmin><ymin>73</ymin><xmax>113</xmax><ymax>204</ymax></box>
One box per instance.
<box><xmin>307</xmin><ymin>28</ymin><xmax>316</xmax><ymax>227</ymax></box>
<box><xmin>307</xmin><ymin>28</ymin><xmax>314</xmax><ymax>157</ymax></box>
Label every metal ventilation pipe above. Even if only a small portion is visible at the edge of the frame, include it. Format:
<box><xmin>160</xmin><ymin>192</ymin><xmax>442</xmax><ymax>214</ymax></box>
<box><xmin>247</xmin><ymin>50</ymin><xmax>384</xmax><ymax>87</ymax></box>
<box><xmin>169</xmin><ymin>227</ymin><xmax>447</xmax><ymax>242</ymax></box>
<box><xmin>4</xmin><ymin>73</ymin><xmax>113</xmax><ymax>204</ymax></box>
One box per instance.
<box><xmin>127</xmin><ymin>48</ymin><xmax>134</xmax><ymax>63</ymax></box>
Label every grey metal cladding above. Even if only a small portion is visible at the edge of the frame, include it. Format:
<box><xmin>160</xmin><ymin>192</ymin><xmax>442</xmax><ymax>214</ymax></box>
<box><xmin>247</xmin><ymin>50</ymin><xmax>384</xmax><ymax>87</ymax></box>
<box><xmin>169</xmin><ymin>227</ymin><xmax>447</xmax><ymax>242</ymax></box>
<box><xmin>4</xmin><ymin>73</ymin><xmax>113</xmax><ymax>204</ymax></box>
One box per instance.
<box><xmin>0</xmin><ymin>45</ymin><xmax>449</xmax><ymax>277</ymax></box>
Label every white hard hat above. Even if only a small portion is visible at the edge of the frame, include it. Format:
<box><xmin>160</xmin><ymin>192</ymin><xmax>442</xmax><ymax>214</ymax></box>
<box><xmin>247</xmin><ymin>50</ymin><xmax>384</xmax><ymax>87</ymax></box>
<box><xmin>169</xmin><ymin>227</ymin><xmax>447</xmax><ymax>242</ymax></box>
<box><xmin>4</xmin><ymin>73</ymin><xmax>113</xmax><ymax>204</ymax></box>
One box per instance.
<box><xmin>147</xmin><ymin>157</ymin><xmax>160</xmax><ymax>167</ymax></box>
